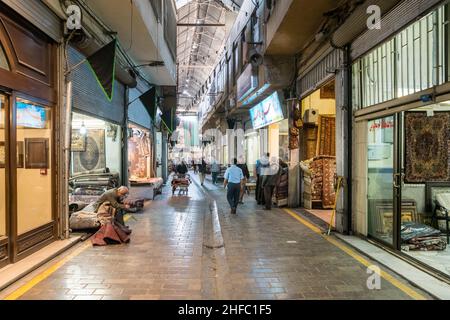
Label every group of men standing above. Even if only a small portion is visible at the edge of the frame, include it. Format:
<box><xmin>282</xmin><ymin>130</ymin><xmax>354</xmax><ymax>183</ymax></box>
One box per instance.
<box><xmin>224</xmin><ymin>153</ymin><xmax>285</xmax><ymax>214</ymax></box>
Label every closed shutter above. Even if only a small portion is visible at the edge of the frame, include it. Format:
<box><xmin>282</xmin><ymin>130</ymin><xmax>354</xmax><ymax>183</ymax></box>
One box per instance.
<box><xmin>297</xmin><ymin>49</ymin><xmax>344</xmax><ymax>98</ymax></box>
<box><xmin>350</xmin><ymin>0</ymin><xmax>444</xmax><ymax>60</ymax></box>
<box><xmin>69</xmin><ymin>46</ymin><xmax>125</xmax><ymax>124</ymax></box>
<box><xmin>1</xmin><ymin>0</ymin><xmax>62</xmax><ymax>42</ymax></box>
<box><xmin>128</xmin><ymin>87</ymin><xmax>152</xmax><ymax>129</ymax></box>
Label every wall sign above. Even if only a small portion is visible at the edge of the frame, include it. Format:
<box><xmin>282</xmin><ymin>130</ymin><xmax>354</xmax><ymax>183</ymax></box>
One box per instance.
<box><xmin>249</xmin><ymin>91</ymin><xmax>284</xmax><ymax>130</ymax></box>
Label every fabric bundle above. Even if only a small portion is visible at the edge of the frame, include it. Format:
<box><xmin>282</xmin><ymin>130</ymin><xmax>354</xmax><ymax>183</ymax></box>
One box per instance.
<box><xmin>91</xmin><ymin>202</ymin><xmax>132</xmax><ymax>246</ymax></box>
<box><xmin>401</xmin><ymin>222</ymin><xmax>446</xmax><ymax>251</ymax></box>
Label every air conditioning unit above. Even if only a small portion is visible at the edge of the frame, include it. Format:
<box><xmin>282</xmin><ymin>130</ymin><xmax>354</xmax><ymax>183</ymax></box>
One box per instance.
<box><xmin>303</xmin><ymin>109</ymin><xmax>319</xmax><ymax>124</ymax></box>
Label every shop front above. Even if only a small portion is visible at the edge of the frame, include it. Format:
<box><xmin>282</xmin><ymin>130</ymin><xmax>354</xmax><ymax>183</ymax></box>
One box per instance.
<box><xmin>68</xmin><ymin>46</ymin><xmax>126</xmax><ymax>204</ymax></box>
<box><xmin>127</xmin><ymin>86</ymin><xmax>155</xmax><ymax>185</ymax></box>
<box><xmin>352</xmin><ymin>1</ymin><xmax>450</xmax><ymax>279</ymax></box>
<box><xmin>128</xmin><ymin>123</ymin><xmax>153</xmax><ymax>185</ymax></box>
<box><xmin>0</xmin><ymin>3</ymin><xmax>60</xmax><ymax>266</ymax></box>
<box><xmin>295</xmin><ymin>46</ymin><xmax>348</xmax><ymax>232</ymax></box>
<box><xmin>298</xmin><ymin>80</ymin><xmax>338</xmax><ymax>226</ymax></box>
<box><xmin>248</xmin><ymin>91</ymin><xmax>289</xmax><ymax>206</ymax></box>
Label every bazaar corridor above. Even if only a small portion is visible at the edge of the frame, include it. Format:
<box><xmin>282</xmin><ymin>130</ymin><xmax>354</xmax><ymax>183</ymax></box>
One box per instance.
<box><xmin>0</xmin><ymin>174</ymin><xmax>429</xmax><ymax>300</ymax></box>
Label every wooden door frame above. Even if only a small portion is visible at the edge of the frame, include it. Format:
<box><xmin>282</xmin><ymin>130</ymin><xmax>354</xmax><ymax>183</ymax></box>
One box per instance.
<box><xmin>12</xmin><ymin>92</ymin><xmax>57</xmax><ymax>262</ymax></box>
<box><xmin>0</xmin><ymin>90</ymin><xmax>11</xmax><ymax>268</ymax></box>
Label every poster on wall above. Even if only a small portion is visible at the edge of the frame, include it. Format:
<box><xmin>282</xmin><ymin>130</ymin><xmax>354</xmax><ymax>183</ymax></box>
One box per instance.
<box><xmin>249</xmin><ymin>92</ymin><xmax>284</xmax><ymax>130</ymax></box>
<box><xmin>71</xmin><ymin>130</ymin><xmax>87</xmax><ymax>152</ymax></box>
<box><xmin>72</xmin><ymin>129</ymin><xmax>106</xmax><ymax>174</ymax></box>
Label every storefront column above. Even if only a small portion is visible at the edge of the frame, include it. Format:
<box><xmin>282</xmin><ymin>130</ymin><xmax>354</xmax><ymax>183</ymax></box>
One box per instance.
<box><xmin>335</xmin><ymin>48</ymin><xmax>351</xmax><ymax>234</ymax></box>
<box><xmin>260</xmin><ymin>128</ymin><xmax>268</xmax><ymax>156</ymax></box>
<box><xmin>236</xmin><ymin>122</ymin><xmax>245</xmax><ymax>161</ymax></box>
<box><xmin>268</xmin><ymin>124</ymin><xmax>280</xmax><ymax>159</ymax></box>
<box><xmin>226</xmin><ymin>129</ymin><xmax>235</xmax><ymax>164</ymax></box>
<box><xmin>162</xmin><ymin>131</ymin><xmax>169</xmax><ymax>183</ymax></box>
<box><xmin>122</xmin><ymin>87</ymin><xmax>130</xmax><ymax>187</ymax></box>
<box><xmin>214</xmin><ymin>129</ymin><xmax>221</xmax><ymax>163</ymax></box>
<box><xmin>288</xmin><ymin>101</ymin><xmax>300</xmax><ymax>208</ymax></box>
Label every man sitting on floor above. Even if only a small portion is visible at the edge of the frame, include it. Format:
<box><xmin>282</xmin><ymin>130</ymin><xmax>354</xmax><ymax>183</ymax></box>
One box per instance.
<box><xmin>93</xmin><ymin>186</ymin><xmax>136</xmax><ymax>227</ymax></box>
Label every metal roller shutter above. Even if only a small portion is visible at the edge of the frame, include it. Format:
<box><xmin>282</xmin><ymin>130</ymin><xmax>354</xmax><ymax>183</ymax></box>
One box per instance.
<box><xmin>297</xmin><ymin>49</ymin><xmax>344</xmax><ymax>98</ymax></box>
<box><xmin>331</xmin><ymin>0</ymin><xmax>401</xmax><ymax>49</ymax></box>
<box><xmin>128</xmin><ymin>87</ymin><xmax>152</xmax><ymax>129</ymax></box>
<box><xmin>1</xmin><ymin>0</ymin><xmax>62</xmax><ymax>42</ymax></box>
<box><xmin>69</xmin><ymin>46</ymin><xmax>125</xmax><ymax>124</ymax></box>
<box><xmin>350</xmin><ymin>0</ymin><xmax>444</xmax><ymax>60</ymax></box>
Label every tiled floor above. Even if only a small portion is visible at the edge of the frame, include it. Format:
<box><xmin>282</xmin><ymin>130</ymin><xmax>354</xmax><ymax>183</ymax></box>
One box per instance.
<box><xmin>1</xmin><ymin>173</ymin><xmax>432</xmax><ymax>300</ymax></box>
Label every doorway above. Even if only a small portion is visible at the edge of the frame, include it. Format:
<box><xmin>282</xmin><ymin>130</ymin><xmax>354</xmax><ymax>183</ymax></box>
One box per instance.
<box><xmin>0</xmin><ymin>91</ymin><xmax>55</xmax><ymax>267</ymax></box>
<box><xmin>299</xmin><ymin>79</ymin><xmax>337</xmax><ymax>227</ymax></box>
<box><xmin>367</xmin><ymin>115</ymin><xmax>399</xmax><ymax>248</ymax></box>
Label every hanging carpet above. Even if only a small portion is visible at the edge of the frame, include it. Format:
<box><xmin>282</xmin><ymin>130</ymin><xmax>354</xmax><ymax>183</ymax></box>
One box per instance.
<box><xmin>405</xmin><ymin>112</ymin><xmax>450</xmax><ymax>183</ymax></box>
<box><xmin>316</xmin><ymin>115</ymin><xmax>336</xmax><ymax>157</ymax></box>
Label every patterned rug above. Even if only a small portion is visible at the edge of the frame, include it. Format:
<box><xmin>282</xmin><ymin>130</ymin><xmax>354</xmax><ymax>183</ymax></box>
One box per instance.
<box><xmin>405</xmin><ymin>112</ymin><xmax>450</xmax><ymax>183</ymax></box>
<box><xmin>317</xmin><ymin>115</ymin><xmax>336</xmax><ymax>156</ymax></box>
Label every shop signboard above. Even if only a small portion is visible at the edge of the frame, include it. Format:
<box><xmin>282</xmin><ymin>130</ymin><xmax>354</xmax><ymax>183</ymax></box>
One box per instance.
<box><xmin>237</xmin><ymin>64</ymin><xmax>257</xmax><ymax>102</ymax></box>
<box><xmin>249</xmin><ymin>92</ymin><xmax>284</xmax><ymax>130</ymax></box>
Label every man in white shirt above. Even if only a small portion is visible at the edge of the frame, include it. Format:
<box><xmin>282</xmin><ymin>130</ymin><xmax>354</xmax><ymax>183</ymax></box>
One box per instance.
<box><xmin>223</xmin><ymin>158</ymin><xmax>245</xmax><ymax>215</ymax></box>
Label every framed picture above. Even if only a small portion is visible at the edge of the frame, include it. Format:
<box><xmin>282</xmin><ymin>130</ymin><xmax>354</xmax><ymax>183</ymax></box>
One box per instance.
<box><xmin>377</xmin><ymin>205</ymin><xmax>417</xmax><ymax>235</ymax></box>
<box><xmin>25</xmin><ymin>138</ymin><xmax>49</xmax><ymax>169</ymax></box>
<box><xmin>0</xmin><ymin>141</ymin><xmax>25</xmax><ymax>168</ymax></box>
<box><xmin>71</xmin><ymin>130</ymin><xmax>86</xmax><ymax>152</ymax></box>
<box><xmin>320</xmin><ymin>81</ymin><xmax>335</xmax><ymax>99</ymax></box>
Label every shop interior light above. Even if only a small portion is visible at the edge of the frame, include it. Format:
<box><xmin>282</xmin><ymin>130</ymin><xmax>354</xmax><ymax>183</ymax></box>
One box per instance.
<box><xmin>79</xmin><ymin>121</ymin><xmax>87</xmax><ymax>135</ymax></box>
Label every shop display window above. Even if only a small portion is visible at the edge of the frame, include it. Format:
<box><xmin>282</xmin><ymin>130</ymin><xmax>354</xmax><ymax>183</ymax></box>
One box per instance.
<box><xmin>400</xmin><ymin>104</ymin><xmax>450</xmax><ymax>276</ymax></box>
<box><xmin>128</xmin><ymin>124</ymin><xmax>152</xmax><ymax>184</ymax></box>
<box><xmin>70</xmin><ymin>112</ymin><xmax>122</xmax><ymax>178</ymax></box>
<box><xmin>352</xmin><ymin>4</ymin><xmax>447</xmax><ymax>110</ymax></box>
<box><xmin>16</xmin><ymin>98</ymin><xmax>52</xmax><ymax>235</ymax></box>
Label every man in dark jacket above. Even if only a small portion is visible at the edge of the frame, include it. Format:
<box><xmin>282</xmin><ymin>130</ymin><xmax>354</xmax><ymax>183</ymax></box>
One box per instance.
<box><xmin>199</xmin><ymin>158</ymin><xmax>207</xmax><ymax>186</ymax></box>
<box><xmin>237</xmin><ymin>157</ymin><xmax>250</xmax><ymax>204</ymax></box>
<box><xmin>261</xmin><ymin>158</ymin><xmax>282</xmax><ymax>211</ymax></box>
<box><xmin>176</xmin><ymin>161</ymin><xmax>188</xmax><ymax>175</ymax></box>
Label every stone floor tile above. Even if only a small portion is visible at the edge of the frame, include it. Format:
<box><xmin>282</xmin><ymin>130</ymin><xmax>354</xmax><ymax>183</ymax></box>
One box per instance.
<box><xmin>9</xmin><ymin>176</ymin><xmax>431</xmax><ymax>301</ymax></box>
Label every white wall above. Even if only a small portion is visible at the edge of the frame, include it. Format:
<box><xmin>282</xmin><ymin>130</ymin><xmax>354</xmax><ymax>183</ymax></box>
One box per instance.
<box><xmin>353</xmin><ymin>121</ymin><xmax>368</xmax><ymax>236</ymax></box>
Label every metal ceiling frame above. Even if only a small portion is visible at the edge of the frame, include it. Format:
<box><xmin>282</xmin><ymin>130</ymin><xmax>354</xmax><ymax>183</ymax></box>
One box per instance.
<box><xmin>176</xmin><ymin>0</ymin><xmax>243</xmax><ymax>110</ymax></box>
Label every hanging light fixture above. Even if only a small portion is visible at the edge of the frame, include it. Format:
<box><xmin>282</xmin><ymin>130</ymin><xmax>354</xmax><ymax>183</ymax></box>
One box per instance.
<box><xmin>79</xmin><ymin>121</ymin><xmax>87</xmax><ymax>135</ymax></box>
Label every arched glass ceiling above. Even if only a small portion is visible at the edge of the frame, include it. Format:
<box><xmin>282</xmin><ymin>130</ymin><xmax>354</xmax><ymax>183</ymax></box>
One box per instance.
<box><xmin>176</xmin><ymin>0</ymin><xmax>243</xmax><ymax>111</ymax></box>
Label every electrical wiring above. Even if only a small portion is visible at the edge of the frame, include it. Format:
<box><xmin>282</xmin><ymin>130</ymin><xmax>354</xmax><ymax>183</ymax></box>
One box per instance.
<box><xmin>125</xmin><ymin>0</ymin><xmax>134</xmax><ymax>52</ymax></box>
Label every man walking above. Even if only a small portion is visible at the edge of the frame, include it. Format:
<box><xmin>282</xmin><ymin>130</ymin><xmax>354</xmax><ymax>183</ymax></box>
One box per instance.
<box><xmin>237</xmin><ymin>156</ymin><xmax>250</xmax><ymax>204</ymax></box>
<box><xmin>211</xmin><ymin>160</ymin><xmax>220</xmax><ymax>185</ymax></box>
<box><xmin>262</xmin><ymin>158</ymin><xmax>282</xmax><ymax>211</ymax></box>
<box><xmin>224</xmin><ymin>158</ymin><xmax>244</xmax><ymax>215</ymax></box>
<box><xmin>256</xmin><ymin>153</ymin><xmax>270</xmax><ymax>205</ymax></box>
<box><xmin>199</xmin><ymin>158</ymin><xmax>207</xmax><ymax>186</ymax></box>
